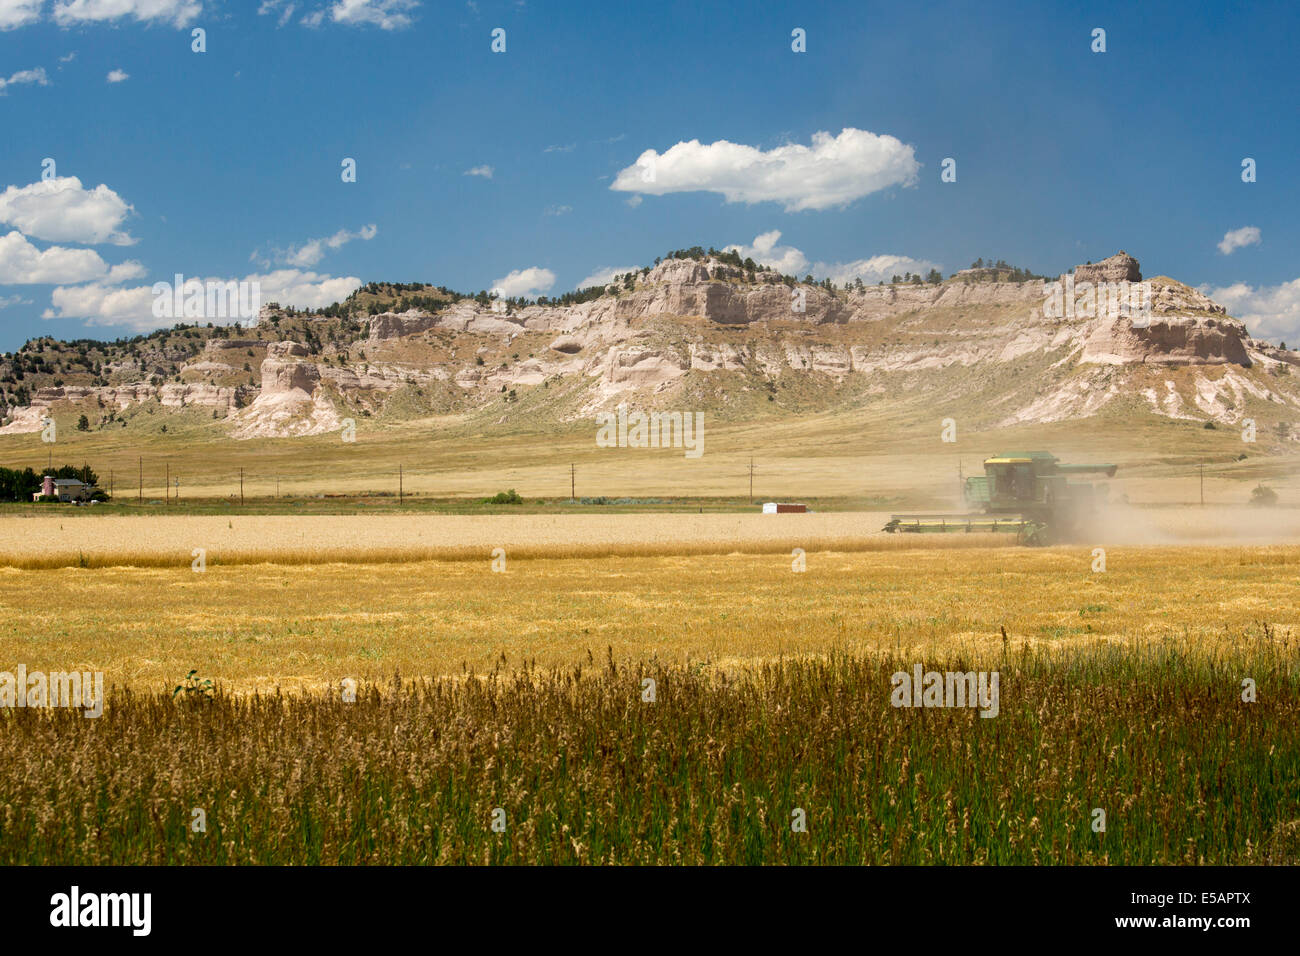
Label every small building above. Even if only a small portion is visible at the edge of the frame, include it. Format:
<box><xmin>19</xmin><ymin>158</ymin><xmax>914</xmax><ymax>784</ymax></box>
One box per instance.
<box><xmin>34</xmin><ymin>476</ymin><xmax>90</xmax><ymax>503</ymax></box>
<box><xmin>762</xmin><ymin>502</ymin><xmax>808</xmax><ymax>514</ymax></box>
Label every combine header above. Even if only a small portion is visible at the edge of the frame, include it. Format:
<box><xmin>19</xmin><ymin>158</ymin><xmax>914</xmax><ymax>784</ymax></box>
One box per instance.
<box><xmin>883</xmin><ymin>451</ymin><xmax>1117</xmax><ymax>545</ymax></box>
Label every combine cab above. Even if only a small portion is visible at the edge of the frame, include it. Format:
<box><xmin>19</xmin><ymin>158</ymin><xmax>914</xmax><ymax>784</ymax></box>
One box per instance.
<box><xmin>883</xmin><ymin>451</ymin><xmax>1117</xmax><ymax>545</ymax></box>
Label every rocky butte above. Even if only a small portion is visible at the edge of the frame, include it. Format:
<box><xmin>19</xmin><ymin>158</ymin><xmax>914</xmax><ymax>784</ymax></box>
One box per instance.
<box><xmin>1</xmin><ymin>250</ymin><xmax>1296</xmax><ymax>439</ymax></box>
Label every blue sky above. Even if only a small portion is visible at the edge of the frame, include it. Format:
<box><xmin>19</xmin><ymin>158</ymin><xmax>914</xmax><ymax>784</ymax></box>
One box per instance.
<box><xmin>0</xmin><ymin>0</ymin><xmax>1297</xmax><ymax>352</ymax></box>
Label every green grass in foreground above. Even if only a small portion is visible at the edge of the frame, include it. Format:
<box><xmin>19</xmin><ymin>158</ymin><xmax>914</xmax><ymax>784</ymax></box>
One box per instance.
<box><xmin>2</xmin><ymin>643</ymin><xmax>1297</xmax><ymax>864</ymax></box>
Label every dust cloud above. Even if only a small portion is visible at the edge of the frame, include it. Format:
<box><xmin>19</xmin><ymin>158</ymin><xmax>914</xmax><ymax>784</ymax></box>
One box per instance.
<box><xmin>1087</xmin><ymin>503</ymin><xmax>1300</xmax><ymax>546</ymax></box>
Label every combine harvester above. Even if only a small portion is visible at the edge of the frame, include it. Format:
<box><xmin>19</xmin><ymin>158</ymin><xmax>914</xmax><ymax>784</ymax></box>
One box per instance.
<box><xmin>883</xmin><ymin>451</ymin><xmax>1117</xmax><ymax>546</ymax></box>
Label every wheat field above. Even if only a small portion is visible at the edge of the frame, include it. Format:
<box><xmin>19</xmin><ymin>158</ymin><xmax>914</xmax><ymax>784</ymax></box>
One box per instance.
<box><xmin>2</xmin><ymin>542</ymin><xmax>1297</xmax><ymax>692</ymax></box>
<box><xmin>2</xmin><ymin>504</ymin><xmax>1298</xmax><ymax>570</ymax></box>
<box><xmin>3</xmin><ymin>517</ymin><xmax>1298</xmax><ymax>864</ymax></box>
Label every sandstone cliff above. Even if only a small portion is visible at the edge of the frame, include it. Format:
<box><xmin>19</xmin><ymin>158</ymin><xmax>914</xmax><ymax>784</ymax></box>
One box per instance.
<box><xmin>2</xmin><ymin>250</ymin><xmax>1294</xmax><ymax>440</ymax></box>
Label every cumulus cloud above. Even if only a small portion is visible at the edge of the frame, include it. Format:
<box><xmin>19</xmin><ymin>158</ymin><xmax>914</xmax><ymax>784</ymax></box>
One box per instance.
<box><xmin>576</xmin><ymin>266</ymin><xmax>638</xmax><ymax>289</ymax></box>
<box><xmin>0</xmin><ymin>230</ymin><xmax>125</xmax><ymax>284</ymax></box>
<box><xmin>464</xmin><ymin>165</ymin><xmax>494</xmax><ymax>179</ymax></box>
<box><xmin>254</xmin><ymin>268</ymin><xmax>364</xmax><ymax>310</ymax></box>
<box><xmin>44</xmin><ymin>282</ymin><xmax>157</xmax><ymax>329</ymax></box>
<box><xmin>329</xmin><ymin>0</ymin><xmax>418</xmax><ymax>30</ymax></box>
<box><xmin>1217</xmin><ymin>226</ymin><xmax>1261</xmax><ymax>256</ymax></box>
<box><xmin>490</xmin><ymin>266</ymin><xmax>555</xmax><ymax>298</ymax></box>
<box><xmin>107</xmin><ymin>260</ymin><xmax>147</xmax><ymax>281</ymax></box>
<box><xmin>0</xmin><ymin>293</ymin><xmax>33</xmax><ymax>309</ymax></box>
<box><xmin>106</xmin><ymin>68</ymin><xmax>129</xmax><ymax>83</ymax></box>
<box><xmin>1205</xmin><ymin>278</ymin><xmax>1300</xmax><ymax>344</ymax></box>
<box><xmin>0</xmin><ymin>176</ymin><xmax>135</xmax><ymax>246</ymax></box>
<box><xmin>0</xmin><ymin>0</ymin><xmax>43</xmax><ymax>29</ymax></box>
<box><xmin>52</xmin><ymin>0</ymin><xmax>202</xmax><ymax>28</ymax></box>
<box><xmin>257</xmin><ymin>223</ymin><xmax>378</xmax><ymax>268</ymax></box>
<box><xmin>815</xmin><ymin>253</ymin><xmax>940</xmax><ymax>286</ymax></box>
<box><xmin>724</xmin><ymin>230</ymin><xmax>809</xmax><ymax>276</ymax></box>
<box><xmin>44</xmin><ymin>269</ymin><xmax>364</xmax><ymax>332</ymax></box>
<box><xmin>723</xmin><ymin>230</ymin><xmax>938</xmax><ymax>285</ymax></box>
<box><xmin>0</xmin><ymin>66</ymin><xmax>49</xmax><ymax>93</ymax></box>
<box><xmin>611</xmin><ymin>128</ymin><xmax>920</xmax><ymax>212</ymax></box>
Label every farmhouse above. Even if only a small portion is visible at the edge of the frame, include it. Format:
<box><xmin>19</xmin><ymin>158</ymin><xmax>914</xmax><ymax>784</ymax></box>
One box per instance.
<box><xmin>33</xmin><ymin>476</ymin><xmax>90</xmax><ymax>503</ymax></box>
<box><xmin>761</xmin><ymin>502</ymin><xmax>808</xmax><ymax>514</ymax></box>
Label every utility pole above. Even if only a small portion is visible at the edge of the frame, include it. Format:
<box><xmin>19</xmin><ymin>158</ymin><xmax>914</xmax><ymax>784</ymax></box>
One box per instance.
<box><xmin>175</xmin><ymin>476</ymin><xmax>180</xmax><ymax>503</ymax></box>
<box><xmin>109</xmin><ymin>469</ymin><xmax>113</xmax><ymax>498</ymax></box>
<box><xmin>138</xmin><ymin>456</ymin><xmax>142</xmax><ymax>504</ymax></box>
<box><xmin>570</xmin><ymin>463</ymin><xmax>576</xmax><ymax>501</ymax></box>
<box><xmin>399</xmin><ymin>464</ymin><xmax>403</xmax><ymax>504</ymax></box>
<box><xmin>165</xmin><ymin>463</ymin><xmax>169</xmax><ymax>505</ymax></box>
<box><xmin>1200</xmin><ymin>462</ymin><xmax>1204</xmax><ymax>507</ymax></box>
<box><xmin>276</xmin><ymin>476</ymin><xmax>279</xmax><ymax>499</ymax></box>
<box><xmin>240</xmin><ymin>467</ymin><xmax>244</xmax><ymax>506</ymax></box>
<box><xmin>748</xmin><ymin>457</ymin><xmax>755</xmax><ymax>503</ymax></box>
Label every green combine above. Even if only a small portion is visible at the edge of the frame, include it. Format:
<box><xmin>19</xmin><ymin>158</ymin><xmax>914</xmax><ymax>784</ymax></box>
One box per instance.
<box><xmin>883</xmin><ymin>451</ymin><xmax>1117</xmax><ymax>546</ymax></box>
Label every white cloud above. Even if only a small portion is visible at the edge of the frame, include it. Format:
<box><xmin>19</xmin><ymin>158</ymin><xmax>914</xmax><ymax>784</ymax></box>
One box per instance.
<box><xmin>1217</xmin><ymin>226</ymin><xmax>1261</xmax><ymax>256</ymax></box>
<box><xmin>611</xmin><ymin>128</ymin><xmax>920</xmax><ymax>212</ymax></box>
<box><xmin>1205</xmin><ymin>278</ymin><xmax>1300</xmax><ymax>344</ymax></box>
<box><xmin>0</xmin><ymin>66</ymin><xmax>49</xmax><ymax>93</ymax></box>
<box><xmin>544</xmin><ymin>144</ymin><xmax>575</xmax><ymax>153</ymax></box>
<box><xmin>59</xmin><ymin>52</ymin><xmax>77</xmax><ymax>63</ymax></box>
<box><xmin>107</xmin><ymin>259</ymin><xmax>146</xmax><ymax>281</ymax></box>
<box><xmin>0</xmin><ymin>0</ymin><xmax>43</xmax><ymax>29</ymax></box>
<box><xmin>260</xmin><ymin>223</ymin><xmax>377</xmax><ymax>268</ymax></box>
<box><xmin>329</xmin><ymin>0</ymin><xmax>418</xmax><ymax>30</ymax></box>
<box><xmin>543</xmin><ymin>204</ymin><xmax>571</xmax><ymax>216</ymax></box>
<box><xmin>255</xmin><ymin>268</ymin><xmax>363</xmax><ymax>310</ymax></box>
<box><xmin>724</xmin><ymin>230</ymin><xmax>809</xmax><ymax>276</ymax></box>
<box><xmin>722</xmin><ymin>230</ymin><xmax>937</xmax><ymax>284</ymax></box>
<box><xmin>0</xmin><ymin>176</ymin><xmax>135</xmax><ymax>246</ymax></box>
<box><xmin>52</xmin><ymin>0</ymin><xmax>202</xmax><ymax>28</ymax></box>
<box><xmin>576</xmin><ymin>266</ymin><xmax>638</xmax><ymax>289</ymax></box>
<box><xmin>44</xmin><ymin>269</ymin><xmax>363</xmax><ymax>332</ymax></box>
<box><xmin>0</xmin><ymin>230</ymin><xmax>120</xmax><ymax>284</ymax></box>
<box><xmin>257</xmin><ymin>0</ymin><xmax>297</xmax><ymax>26</ymax></box>
<box><xmin>44</xmin><ymin>282</ymin><xmax>156</xmax><ymax>329</ymax></box>
<box><xmin>464</xmin><ymin>165</ymin><xmax>494</xmax><ymax>179</ymax></box>
<box><xmin>0</xmin><ymin>293</ymin><xmax>34</xmax><ymax>308</ymax></box>
<box><xmin>815</xmin><ymin>254</ymin><xmax>940</xmax><ymax>286</ymax></box>
<box><xmin>106</xmin><ymin>68</ymin><xmax>129</xmax><ymax>83</ymax></box>
<box><xmin>490</xmin><ymin>266</ymin><xmax>555</xmax><ymax>298</ymax></box>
